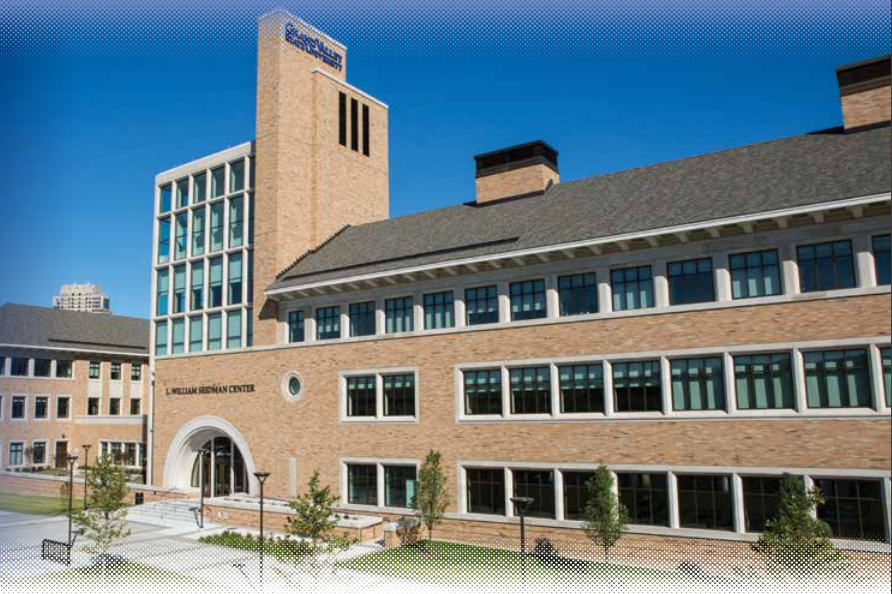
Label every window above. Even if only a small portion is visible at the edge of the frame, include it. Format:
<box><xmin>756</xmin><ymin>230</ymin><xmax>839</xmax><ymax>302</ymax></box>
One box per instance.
<box><xmin>229</xmin><ymin>195</ymin><xmax>244</xmax><ymax>248</ymax></box>
<box><xmin>316</xmin><ymin>306</ymin><xmax>341</xmax><ymax>340</ymax></box>
<box><xmin>349</xmin><ymin>302</ymin><xmax>376</xmax><ymax>337</ymax></box>
<box><xmin>668</xmin><ymin>258</ymin><xmax>715</xmax><ymax>305</ymax></box>
<box><xmin>423</xmin><ymin>291</ymin><xmax>454</xmax><ymax>330</ymax></box>
<box><xmin>157</xmin><ymin>218</ymin><xmax>170</xmax><ymax>263</ymax></box>
<box><xmin>346</xmin><ymin>376</ymin><xmax>376</xmax><ymax>417</ymax></box>
<box><xmin>87</xmin><ymin>397</ymin><xmax>100</xmax><ymax>416</ymax></box>
<box><xmin>287</xmin><ymin>310</ymin><xmax>305</xmax><ymax>343</ymax></box>
<box><xmin>228</xmin><ymin>253</ymin><xmax>243</xmax><ymax>305</ymax></box>
<box><xmin>466</xmin><ymin>468</ymin><xmax>505</xmax><ymax>515</ymax></box>
<box><xmin>33</xmin><ymin>359</ymin><xmax>51</xmax><ymax>378</ymax></box>
<box><xmin>131</xmin><ymin>363</ymin><xmax>142</xmax><ymax>381</ymax></box>
<box><xmin>156</xmin><ymin>268</ymin><xmax>169</xmax><ymax>315</ymax></box>
<box><xmin>509</xmin><ymin>366</ymin><xmax>551</xmax><ymax>415</ymax></box>
<box><xmin>208</xmin><ymin>257</ymin><xmax>223</xmax><ymax>308</ymax></box>
<box><xmin>207</xmin><ymin>313</ymin><xmax>222</xmax><ymax>351</ymax></box>
<box><xmin>804</xmin><ymin>349</ymin><xmax>871</xmax><ymax>408</ymax></box>
<box><xmin>464</xmin><ymin>369</ymin><xmax>503</xmax><ymax>416</ymax></box>
<box><xmin>383</xmin><ymin>374</ymin><xmax>415</xmax><ymax>417</ymax></box>
<box><xmin>797</xmin><ymin>240</ymin><xmax>856</xmax><ymax>293</ymax></box>
<box><xmin>465</xmin><ymin>285</ymin><xmax>499</xmax><ymax>325</ymax></box>
<box><xmin>109</xmin><ymin>398</ymin><xmax>121</xmax><ymax>416</ymax></box>
<box><xmin>227</xmin><ymin>310</ymin><xmax>242</xmax><ymax>349</ymax></box>
<box><xmin>189</xmin><ymin>316</ymin><xmax>203</xmax><ymax>352</ymax></box>
<box><xmin>350</xmin><ymin>97</ymin><xmax>359</xmax><ymax>151</ymax></box>
<box><xmin>34</xmin><ymin>396</ymin><xmax>48</xmax><ymax>419</ymax></box>
<box><xmin>510</xmin><ymin>279</ymin><xmax>547</xmax><ymax>321</ymax></box>
<box><xmin>730</xmin><ymin>250</ymin><xmax>782</xmax><ymax>299</ymax></box>
<box><xmin>559</xmin><ymin>364</ymin><xmax>604</xmax><ymax>413</ymax></box>
<box><xmin>56</xmin><ymin>396</ymin><xmax>70</xmax><ymax>419</ymax></box>
<box><xmin>671</xmin><ymin>357</ymin><xmax>726</xmax><ymax>412</ymax></box>
<box><xmin>155</xmin><ymin>322</ymin><xmax>168</xmax><ymax>356</ymax></box>
<box><xmin>171</xmin><ymin>319</ymin><xmax>186</xmax><ymax>354</ymax></box>
<box><xmin>110</xmin><ymin>362</ymin><xmax>122</xmax><ymax>381</ymax></box>
<box><xmin>176</xmin><ymin>178</ymin><xmax>189</xmax><ymax>209</ymax></box>
<box><xmin>677</xmin><ymin>474</ymin><xmax>734</xmax><ymax>530</ymax></box>
<box><xmin>742</xmin><ymin>476</ymin><xmax>782</xmax><ymax>533</ymax></box>
<box><xmin>512</xmin><ymin>470</ymin><xmax>555</xmax><ymax>519</ymax></box>
<box><xmin>193</xmin><ymin>172</ymin><xmax>207</xmax><ymax>203</ymax></box>
<box><xmin>882</xmin><ymin>348</ymin><xmax>891</xmax><ymax>407</ymax></box>
<box><xmin>562</xmin><ymin>471</ymin><xmax>595</xmax><ymax>521</ymax></box>
<box><xmin>734</xmin><ymin>353</ymin><xmax>795</xmax><ymax>410</ymax></box>
<box><xmin>32</xmin><ymin>442</ymin><xmax>47</xmax><ymax>465</ymax></box>
<box><xmin>211</xmin><ymin>166</ymin><xmax>225</xmax><ymax>198</ymax></box>
<box><xmin>89</xmin><ymin>361</ymin><xmax>101</xmax><ymax>380</ymax></box>
<box><xmin>130</xmin><ymin>398</ymin><xmax>141</xmax><ymax>415</ymax></box>
<box><xmin>874</xmin><ymin>235</ymin><xmax>891</xmax><ymax>286</ymax></box>
<box><xmin>173</xmin><ymin>265</ymin><xmax>186</xmax><ymax>313</ymax></box>
<box><xmin>613</xmin><ymin>360</ymin><xmax>662</xmax><ymax>413</ymax></box>
<box><xmin>191</xmin><ymin>262</ymin><xmax>204</xmax><ymax>310</ymax></box>
<box><xmin>618</xmin><ymin>472</ymin><xmax>670</xmax><ymax>526</ymax></box>
<box><xmin>209</xmin><ymin>202</ymin><xmax>225</xmax><ymax>252</ymax></box>
<box><xmin>8</xmin><ymin>443</ymin><xmax>24</xmax><ymax>467</ymax></box>
<box><xmin>338</xmin><ymin>92</ymin><xmax>347</xmax><ymax>146</ymax></box>
<box><xmin>175</xmin><ymin>214</ymin><xmax>188</xmax><ymax>260</ymax></box>
<box><xmin>0</xmin><ymin>357</ymin><xmax>4</xmax><ymax>375</ymax></box>
<box><xmin>362</xmin><ymin>104</ymin><xmax>370</xmax><ymax>156</ymax></box>
<box><xmin>611</xmin><ymin>265</ymin><xmax>654</xmax><ymax>311</ymax></box>
<box><xmin>10</xmin><ymin>357</ymin><xmax>28</xmax><ymax>376</ymax></box>
<box><xmin>815</xmin><ymin>478</ymin><xmax>886</xmax><ymax>542</ymax></box>
<box><xmin>56</xmin><ymin>360</ymin><xmax>73</xmax><ymax>378</ymax></box>
<box><xmin>559</xmin><ymin>273</ymin><xmax>598</xmax><ymax>316</ymax></box>
<box><xmin>230</xmin><ymin>160</ymin><xmax>245</xmax><ymax>193</ymax></box>
<box><xmin>192</xmin><ymin>207</ymin><xmax>206</xmax><ymax>256</ymax></box>
<box><xmin>385</xmin><ymin>297</ymin><xmax>414</xmax><ymax>334</ymax></box>
<box><xmin>159</xmin><ymin>183</ymin><xmax>172</xmax><ymax>214</ymax></box>
<box><xmin>384</xmin><ymin>465</ymin><xmax>416</xmax><ymax>508</ymax></box>
<box><xmin>347</xmin><ymin>463</ymin><xmax>377</xmax><ymax>505</ymax></box>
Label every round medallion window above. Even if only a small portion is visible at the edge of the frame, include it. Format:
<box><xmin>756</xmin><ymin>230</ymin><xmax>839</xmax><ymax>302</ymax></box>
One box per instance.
<box><xmin>281</xmin><ymin>371</ymin><xmax>304</xmax><ymax>402</ymax></box>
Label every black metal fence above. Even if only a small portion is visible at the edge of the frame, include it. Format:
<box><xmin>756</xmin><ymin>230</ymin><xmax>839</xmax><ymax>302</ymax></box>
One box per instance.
<box><xmin>41</xmin><ymin>539</ymin><xmax>70</xmax><ymax>565</ymax></box>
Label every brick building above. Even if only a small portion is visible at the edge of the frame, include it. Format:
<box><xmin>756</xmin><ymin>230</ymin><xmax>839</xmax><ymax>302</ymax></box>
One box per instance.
<box><xmin>0</xmin><ymin>304</ymin><xmax>149</xmax><ymax>481</ymax></box>
<box><xmin>149</xmin><ymin>11</ymin><xmax>891</xmax><ymax>556</ymax></box>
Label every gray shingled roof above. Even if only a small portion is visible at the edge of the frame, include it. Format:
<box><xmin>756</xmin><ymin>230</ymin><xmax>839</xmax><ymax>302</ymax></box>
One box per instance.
<box><xmin>271</xmin><ymin>124</ymin><xmax>891</xmax><ymax>290</ymax></box>
<box><xmin>0</xmin><ymin>304</ymin><xmax>149</xmax><ymax>356</ymax></box>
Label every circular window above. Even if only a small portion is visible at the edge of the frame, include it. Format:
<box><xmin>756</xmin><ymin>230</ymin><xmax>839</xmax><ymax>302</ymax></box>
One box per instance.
<box><xmin>281</xmin><ymin>371</ymin><xmax>304</xmax><ymax>402</ymax></box>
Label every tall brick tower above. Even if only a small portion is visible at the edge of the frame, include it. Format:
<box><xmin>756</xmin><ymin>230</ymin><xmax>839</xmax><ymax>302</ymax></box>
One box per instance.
<box><xmin>253</xmin><ymin>11</ymin><xmax>389</xmax><ymax>343</ymax></box>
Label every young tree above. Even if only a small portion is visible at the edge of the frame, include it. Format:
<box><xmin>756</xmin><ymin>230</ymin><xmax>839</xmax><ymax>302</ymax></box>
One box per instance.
<box><xmin>751</xmin><ymin>474</ymin><xmax>850</xmax><ymax>577</ymax></box>
<box><xmin>73</xmin><ymin>454</ymin><xmax>131</xmax><ymax>572</ymax></box>
<box><xmin>286</xmin><ymin>469</ymin><xmax>339</xmax><ymax>554</ymax></box>
<box><xmin>413</xmin><ymin>450</ymin><xmax>449</xmax><ymax>546</ymax></box>
<box><xmin>581</xmin><ymin>466</ymin><xmax>628</xmax><ymax>563</ymax></box>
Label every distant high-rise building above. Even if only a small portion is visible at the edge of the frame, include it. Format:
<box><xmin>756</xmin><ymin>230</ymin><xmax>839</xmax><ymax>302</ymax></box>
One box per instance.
<box><xmin>53</xmin><ymin>283</ymin><xmax>112</xmax><ymax>314</ymax></box>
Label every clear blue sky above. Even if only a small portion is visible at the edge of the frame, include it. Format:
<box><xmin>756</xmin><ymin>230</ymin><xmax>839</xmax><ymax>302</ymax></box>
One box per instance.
<box><xmin>0</xmin><ymin>2</ymin><xmax>889</xmax><ymax>318</ymax></box>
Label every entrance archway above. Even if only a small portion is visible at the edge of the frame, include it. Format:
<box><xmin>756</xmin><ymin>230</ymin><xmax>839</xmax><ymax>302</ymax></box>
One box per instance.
<box><xmin>164</xmin><ymin>416</ymin><xmax>258</xmax><ymax>497</ymax></box>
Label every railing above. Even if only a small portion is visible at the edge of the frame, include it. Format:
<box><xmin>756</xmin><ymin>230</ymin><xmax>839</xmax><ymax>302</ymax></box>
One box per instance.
<box><xmin>41</xmin><ymin>539</ymin><xmax>70</xmax><ymax>565</ymax></box>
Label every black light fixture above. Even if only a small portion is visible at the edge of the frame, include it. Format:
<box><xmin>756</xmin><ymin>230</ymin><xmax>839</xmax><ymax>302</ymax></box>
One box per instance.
<box><xmin>81</xmin><ymin>444</ymin><xmax>91</xmax><ymax>510</ymax></box>
<box><xmin>198</xmin><ymin>446</ymin><xmax>211</xmax><ymax>529</ymax></box>
<box><xmin>253</xmin><ymin>471</ymin><xmax>271</xmax><ymax>588</ymax></box>
<box><xmin>510</xmin><ymin>496</ymin><xmax>535</xmax><ymax>584</ymax></box>
<box><xmin>66</xmin><ymin>453</ymin><xmax>80</xmax><ymax>550</ymax></box>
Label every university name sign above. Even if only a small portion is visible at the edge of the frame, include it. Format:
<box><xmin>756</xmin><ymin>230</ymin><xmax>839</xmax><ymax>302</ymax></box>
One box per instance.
<box><xmin>165</xmin><ymin>384</ymin><xmax>256</xmax><ymax>396</ymax></box>
<box><xmin>285</xmin><ymin>22</ymin><xmax>343</xmax><ymax>72</ymax></box>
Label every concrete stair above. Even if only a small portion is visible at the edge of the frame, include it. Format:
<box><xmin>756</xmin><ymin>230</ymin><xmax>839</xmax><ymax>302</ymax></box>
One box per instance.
<box><xmin>126</xmin><ymin>499</ymin><xmax>203</xmax><ymax>528</ymax></box>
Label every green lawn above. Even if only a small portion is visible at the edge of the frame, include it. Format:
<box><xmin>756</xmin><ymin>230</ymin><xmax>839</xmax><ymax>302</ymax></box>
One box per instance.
<box><xmin>7</xmin><ymin>561</ymin><xmax>228</xmax><ymax>591</ymax></box>
<box><xmin>340</xmin><ymin>540</ymin><xmax>693</xmax><ymax>586</ymax></box>
<box><xmin>0</xmin><ymin>492</ymin><xmax>83</xmax><ymax>515</ymax></box>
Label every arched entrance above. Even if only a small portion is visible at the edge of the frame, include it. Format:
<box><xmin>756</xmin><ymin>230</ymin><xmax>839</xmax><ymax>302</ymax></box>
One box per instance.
<box><xmin>164</xmin><ymin>416</ymin><xmax>257</xmax><ymax>497</ymax></box>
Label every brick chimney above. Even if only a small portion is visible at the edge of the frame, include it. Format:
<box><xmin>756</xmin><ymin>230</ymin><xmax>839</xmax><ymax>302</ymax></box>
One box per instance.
<box><xmin>474</xmin><ymin>140</ymin><xmax>559</xmax><ymax>204</ymax></box>
<box><xmin>836</xmin><ymin>54</ymin><xmax>891</xmax><ymax>131</ymax></box>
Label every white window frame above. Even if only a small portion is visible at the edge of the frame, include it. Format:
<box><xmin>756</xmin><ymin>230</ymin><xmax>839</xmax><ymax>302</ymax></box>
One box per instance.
<box><xmin>10</xmin><ymin>395</ymin><xmax>27</xmax><ymax>421</ymax></box>
<box><xmin>339</xmin><ymin>457</ymin><xmax>420</xmax><ymax>513</ymax></box>
<box><xmin>32</xmin><ymin>394</ymin><xmax>51</xmax><ymax>422</ymax></box>
<box><xmin>7</xmin><ymin>441</ymin><xmax>26</xmax><ymax>468</ymax></box>
<box><xmin>339</xmin><ymin>367</ymin><xmax>419</xmax><ymax>423</ymax></box>
<box><xmin>55</xmin><ymin>395</ymin><xmax>72</xmax><ymax>420</ymax></box>
<box><xmin>30</xmin><ymin>440</ymin><xmax>49</xmax><ymax>467</ymax></box>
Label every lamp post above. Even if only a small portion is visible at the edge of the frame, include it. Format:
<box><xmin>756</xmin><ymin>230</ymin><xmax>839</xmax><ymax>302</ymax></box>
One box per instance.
<box><xmin>198</xmin><ymin>446</ymin><xmax>210</xmax><ymax>529</ymax></box>
<box><xmin>82</xmin><ymin>444</ymin><xmax>91</xmax><ymax>510</ymax></box>
<box><xmin>253</xmin><ymin>471</ymin><xmax>271</xmax><ymax>589</ymax></box>
<box><xmin>66</xmin><ymin>454</ymin><xmax>79</xmax><ymax>549</ymax></box>
<box><xmin>510</xmin><ymin>496</ymin><xmax>534</xmax><ymax>585</ymax></box>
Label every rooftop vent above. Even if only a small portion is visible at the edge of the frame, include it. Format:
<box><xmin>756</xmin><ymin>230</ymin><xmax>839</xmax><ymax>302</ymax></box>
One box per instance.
<box><xmin>836</xmin><ymin>54</ymin><xmax>891</xmax><ymax>131</ymax></box>
<box><xmin>474</xmin><ymin>140</ymin><xmax>559</xmax><ymax>204</ymax></box>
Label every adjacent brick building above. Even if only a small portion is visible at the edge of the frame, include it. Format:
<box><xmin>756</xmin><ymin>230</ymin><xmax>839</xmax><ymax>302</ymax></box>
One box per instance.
<box><xmin>149</xmin><ymin>10</ymin><xmax>891</xmax><ymax>557</ymax></box>
<box><xmin>0</xmin><ymin>304</ymin><xmax>149</xmax><ymax>481</ymax></box>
